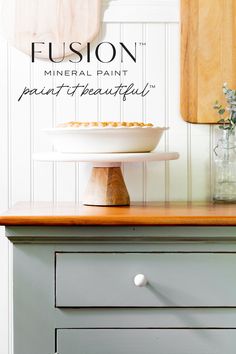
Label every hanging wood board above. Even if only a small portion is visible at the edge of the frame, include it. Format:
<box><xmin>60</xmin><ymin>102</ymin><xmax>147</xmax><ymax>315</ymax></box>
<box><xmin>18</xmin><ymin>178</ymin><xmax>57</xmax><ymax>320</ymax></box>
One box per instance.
<box><xmin>181</xmin><ymin>0</ymin><xmax>236</xmax><ymax>123</ymax></box>
<box><xmin>0</xmin><ymin>0</ymin><xmax>102</xmax><ymax>59</ymax></box>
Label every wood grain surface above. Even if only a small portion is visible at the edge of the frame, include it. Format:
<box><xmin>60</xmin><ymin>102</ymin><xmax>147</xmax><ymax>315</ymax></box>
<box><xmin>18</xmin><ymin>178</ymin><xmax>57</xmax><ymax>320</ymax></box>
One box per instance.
<box><xmin>181</xmin><ymin>0</ymin><xmax>236</xmax><ymax>123</ymax></box>
<box><xmin>84</xmin><ymin>167</ymin><xmax>130</xmax><ymax>206</ymax></box>
<box><xmin>2</xmin><ymin>202</ymin><xmax>236</xmax><ymax>226</ymax></box>
<box><xmin>0</xmin><ymin>0</ymin><xmax>101</xmax><ymax>58</ymax></box>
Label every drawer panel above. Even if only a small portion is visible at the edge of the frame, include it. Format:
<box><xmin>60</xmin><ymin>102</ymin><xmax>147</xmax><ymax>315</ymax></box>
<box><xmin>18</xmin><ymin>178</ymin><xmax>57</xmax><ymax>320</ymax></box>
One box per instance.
<box><xmin>55</xmin><ymin>252</ymin><xmax>236</xmax><ymax>307</ymax></box>
<box><xmin>57</xmin><ymin>329</ymin><xmax>236</xmax><ymax>354</ymax></box>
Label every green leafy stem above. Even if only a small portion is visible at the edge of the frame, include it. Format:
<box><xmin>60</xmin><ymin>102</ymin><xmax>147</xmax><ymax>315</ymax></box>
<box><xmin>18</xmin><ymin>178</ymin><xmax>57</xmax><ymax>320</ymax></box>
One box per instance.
<box><xmin>213</xmin><ymin>83</ymin><xmax>236</xmax><ymax>132</ymax></box>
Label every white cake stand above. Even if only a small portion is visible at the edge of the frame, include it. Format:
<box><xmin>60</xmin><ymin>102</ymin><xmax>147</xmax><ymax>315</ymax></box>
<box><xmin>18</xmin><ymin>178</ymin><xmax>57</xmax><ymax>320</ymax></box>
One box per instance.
<box><xmin>33</xmin><ymin>151</ymin><xmax>179</xmax><ymax>206</ymax></box>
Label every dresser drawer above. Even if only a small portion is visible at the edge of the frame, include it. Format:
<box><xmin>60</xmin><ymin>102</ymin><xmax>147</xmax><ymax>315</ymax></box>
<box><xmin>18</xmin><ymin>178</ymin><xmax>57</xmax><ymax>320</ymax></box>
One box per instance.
<box><xmin>55</xmin><ymin>252</ymin><xmax>236</xmax><ymax>307</ymax></box>
<box><xmin>57</xmin><ymin>329</ymin><xmax>236</xmax><ymax>354</ymax></box>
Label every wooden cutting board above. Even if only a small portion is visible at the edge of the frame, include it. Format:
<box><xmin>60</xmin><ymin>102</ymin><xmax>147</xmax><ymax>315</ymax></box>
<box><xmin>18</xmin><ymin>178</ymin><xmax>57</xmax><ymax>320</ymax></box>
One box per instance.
<box><xmin>0</xmin><ymin>0</ymin><xmax>101</xmax><ymax>59</ymax></box>
<box><xmin>181</xmin><ymin>0</ymin><xmax>236</xmax><ymax>123</ymax></box>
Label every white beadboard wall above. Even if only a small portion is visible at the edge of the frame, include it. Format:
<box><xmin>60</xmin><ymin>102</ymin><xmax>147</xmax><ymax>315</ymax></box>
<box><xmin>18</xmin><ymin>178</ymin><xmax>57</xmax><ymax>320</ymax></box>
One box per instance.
<box><xmin>0</xmin><ymin>1</ymin><xmax>215</xmax><ymax>353</ymax></box>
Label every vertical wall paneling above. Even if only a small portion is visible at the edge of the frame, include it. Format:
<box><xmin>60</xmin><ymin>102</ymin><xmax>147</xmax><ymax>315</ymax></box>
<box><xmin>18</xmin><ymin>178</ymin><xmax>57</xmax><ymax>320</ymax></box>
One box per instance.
<box><xmin>10</xmin><ymin>47</ymin><xmax>31</xmax><ymax>205</ymax></box>
<box><xmin>120</xmin><ymin>23</ymin><xmax>125</xmax><ymax>176</ymax></box>
<box><xmin>164</xmin><ymin>24</ymin><xmax>170</xmax><ymax>201</ymax></box>
<box><xmin>75</xmin><ymin>50</ymin><xmax>80</xmax><ymax>203</ymax></box>
<box><xmin>187</xmin><ymin>123</ymin><xmax>192</xmax><ymax>201</ymax></box>
<box><xmin>52</xmin><ymin>63</ymin><xmax>57</xmax><ymax>203</ymax></box>
<box><xmin>55</xmin><ymin>163</ymin><xmax>77</xmax><ymax>203</ymax></box>
<box><xmin>53</xmin><ymin>59</ymin><xmax>76</xmax><ymax>202</ymax></box>
<box><xmin>29</xmin><ymin>53</ymin><xmax>34</xmax><ymax>202</ymax></box>
<box><xmin>6</xmin><ymin>45</ymin><xmax>12</xmax><ymax>209</ymax></box>
<box><xmin>99</xmin><ymin>23</ymin><xmax>121</xmax><ymax>121</ymax></box>
<box><xmin>0</xmin><ymin>37</ymin><xmax>9</xmax><ymax>354</ymax></box>
<box><xmin>76</xmin><ymin>31</ymin><xmax>101</xmax><ymax>202</ymax></box>
<box><xmin>122</xmin><ymin>23</ymin><xmax>144</xmax><ymax>201</ymax></box>
<box><xmin>0</xmin><ymin>38</ymin><xmax>9</xmax><ymax>212</ymax></box>
<box><xmin>168</xmin><ymin>23</ymin><xmax>189</xmax><ymax>201</ymax></box>
<box><xmin>142</xmin><ymin>24</ymin><xmax>147</xmax><ymax>202</ymax></box>
<box><xmin>190</xmin><ymin>124</ymin><xmax>212</xmax><ymax>201</ymax></box>
<box><xmin>97</xmin><ymin>27</ymin><xmax>102</xmax><ymax>123</ymax></box>
<box><xmin>145</xmin><ymin>24</ymin><xmax>166</xmax><ymax>201</ymax></box>
<box><xmin>32</xmin><ymin>58</ymin><xmax>54</xmax><ymax>201</ymax></box>
<box><xmin>209</xmin><ymin>125</ymin><xmax>214</xmax><ymax>198</ymax></box>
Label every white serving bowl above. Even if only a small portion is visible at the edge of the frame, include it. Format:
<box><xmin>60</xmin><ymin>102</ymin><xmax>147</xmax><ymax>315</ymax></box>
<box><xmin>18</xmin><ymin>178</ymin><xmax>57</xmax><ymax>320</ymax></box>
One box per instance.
<box><xmin>44</xmin><ymin>126</ymin><xmax>168</xmax><ymax>153</ymax></box>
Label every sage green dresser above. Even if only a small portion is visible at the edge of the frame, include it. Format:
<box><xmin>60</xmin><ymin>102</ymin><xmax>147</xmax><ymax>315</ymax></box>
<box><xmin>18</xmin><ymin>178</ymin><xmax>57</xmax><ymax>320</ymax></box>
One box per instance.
<box><xmin>1</xmin><ymin>202</ymin><xmax>236</xmax><ymax>354</ymax></box>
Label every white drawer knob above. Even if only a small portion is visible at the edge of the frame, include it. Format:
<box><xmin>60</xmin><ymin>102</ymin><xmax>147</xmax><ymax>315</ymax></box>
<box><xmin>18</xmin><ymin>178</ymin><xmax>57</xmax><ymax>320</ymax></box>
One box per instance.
<box><xmin>134</xmin><ymin>274</ymin><xmax>148</xmax><ymax>287</ymax></box>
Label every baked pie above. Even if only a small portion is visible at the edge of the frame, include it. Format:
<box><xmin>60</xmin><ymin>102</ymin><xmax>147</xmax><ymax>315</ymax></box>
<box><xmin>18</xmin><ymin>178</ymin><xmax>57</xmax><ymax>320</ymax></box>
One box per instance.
<box><xmin>57</xmin><ymin>121</ymin><xmax>154</xmax><ymax>128</ymax></box>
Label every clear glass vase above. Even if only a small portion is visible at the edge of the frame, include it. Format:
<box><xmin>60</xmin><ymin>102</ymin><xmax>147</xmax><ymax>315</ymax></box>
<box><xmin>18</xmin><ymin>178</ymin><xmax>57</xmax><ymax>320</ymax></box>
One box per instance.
<box><xmin>213</xmin><ymin>129</ymin><xmax>236</xmax><ymax>203</ymax></box>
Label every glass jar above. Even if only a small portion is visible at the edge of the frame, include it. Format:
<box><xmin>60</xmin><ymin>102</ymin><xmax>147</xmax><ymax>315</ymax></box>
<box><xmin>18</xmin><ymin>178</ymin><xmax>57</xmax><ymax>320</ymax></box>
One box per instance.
<box><xmin>213</xmin><ymin>129</ymin><xmax>236</xmax><ymax>203</ymax></box>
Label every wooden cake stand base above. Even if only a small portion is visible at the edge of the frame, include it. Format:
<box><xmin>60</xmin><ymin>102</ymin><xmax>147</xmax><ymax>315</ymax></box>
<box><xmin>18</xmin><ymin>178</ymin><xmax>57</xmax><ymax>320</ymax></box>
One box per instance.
<box><xmin>33</xmin><ymin>151</ymin><xmax>179</xmax><ymax>206</ymax></box>
<box><xmin>84</xmin><ymin>163</ymin><xmax>129</xmax><ymax>206</ymax></box>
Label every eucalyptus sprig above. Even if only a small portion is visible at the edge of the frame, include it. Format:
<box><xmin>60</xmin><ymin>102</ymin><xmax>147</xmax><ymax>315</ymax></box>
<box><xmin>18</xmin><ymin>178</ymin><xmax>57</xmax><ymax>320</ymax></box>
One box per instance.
<box><xmin>213</xmin><ymin>83</ymin><xmax>236</xmax><ymax>132</ymax></box>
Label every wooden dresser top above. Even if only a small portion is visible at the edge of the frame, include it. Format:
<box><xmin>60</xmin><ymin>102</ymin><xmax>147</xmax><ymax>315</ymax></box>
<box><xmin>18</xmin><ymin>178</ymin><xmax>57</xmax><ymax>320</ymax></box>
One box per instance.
<box><xmin>1</xmin><ymin>202</ymin><xmax>236</xmax><ymax>226</ymax></box>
